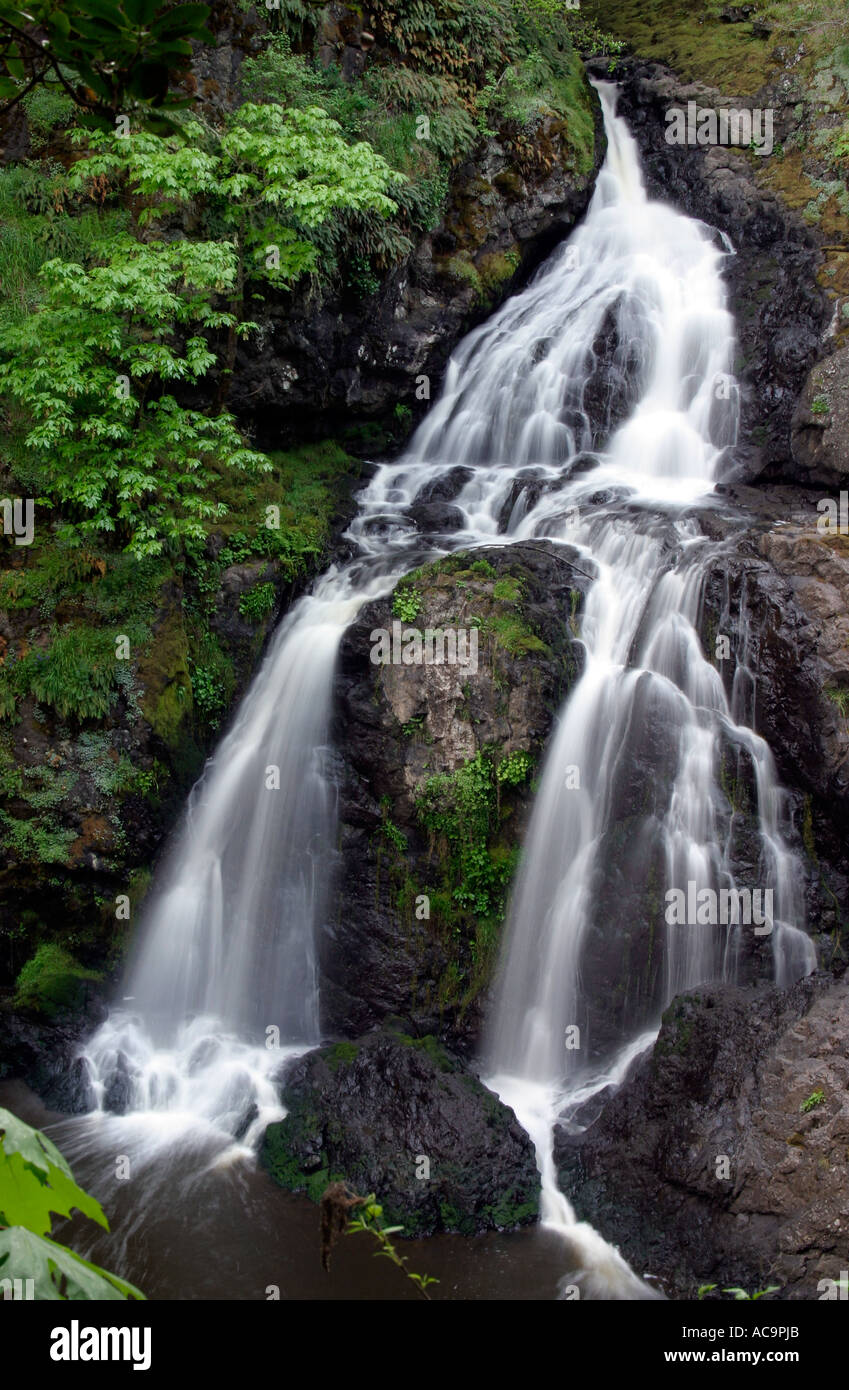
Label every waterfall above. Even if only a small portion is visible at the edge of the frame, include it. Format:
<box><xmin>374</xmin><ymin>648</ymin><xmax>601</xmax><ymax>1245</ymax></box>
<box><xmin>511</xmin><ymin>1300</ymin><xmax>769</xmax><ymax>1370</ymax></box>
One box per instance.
<box><xmin>66</xmin><ymin>84</ymin><xmax>813</xmax><ymax>1295</ymax></box>
<box><xmin>478</xmin><ymin>85</ymin><xmax>815</xmax><ymax>1289</ymax></box>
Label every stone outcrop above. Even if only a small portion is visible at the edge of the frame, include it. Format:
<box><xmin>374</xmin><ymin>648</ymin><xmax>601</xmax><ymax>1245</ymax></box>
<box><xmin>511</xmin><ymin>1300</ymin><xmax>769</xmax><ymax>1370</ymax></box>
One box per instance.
<box><xmin>557</xmin><ymin>972</ymin><xmax>849</xmax><ymax>1300</ymax></box>
<box><xmin>322</xmin><ymin>541</ymin><xmax>591</xmax><ymax>1051</ymax></box>
<box><xmin>261</xmin><ymin>1025</ymin><xmax>541</xmax><ymax>1236</ymax></box>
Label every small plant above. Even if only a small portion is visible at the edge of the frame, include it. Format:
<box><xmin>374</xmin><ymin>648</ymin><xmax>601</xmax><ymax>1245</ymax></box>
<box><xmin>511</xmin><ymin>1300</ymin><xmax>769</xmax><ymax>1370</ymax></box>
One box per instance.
<box><xmin>825</xmin><ymin>685</ymin><xmax>849</xmax><ymax>718</ymax></box>
<box><xmin>382</xmin><ymin>819</ymin><xmax>407</xmax><ymax>854</ymax></box>
<box><xmin>723</xmin><ymin>1286</ymin><xmax>781</xmax><ymax>1301</ymax></box>
<box><xmin>393</xmin><ymin>403</ymin><xmax>413</xmax><ymax>434</ymax></box>
<box><xmin>392</xmin><ymin>584</ymin><xmax>422</xmax><ymax>623</ymax></box>
<box><xmin>811</xmin><ymin>395</ymin><xmax>830</xmax><ymax>416</ymax></box>
<box><xmin>401</xmin><ymin>713</ymin><xmax>426</xmax><ymax>739</ymax></box>
<box><xmin>800</xmin><ymin>1088</ymin><xmax>825</xmax><ymax>1113</ymax></box>
<box><xmin>698</xmin><ymin>1283</ymin><xmax>780</xmax><ymax>1300</ymax></box>
<box><xmin>496</xmin><ymin>750</ymin><xmax>532</xmax><ymax>786</ymax></box>
<box><xmin>239</xmin><ymin>581</ymin><xmax>276</xmax><ymax>624</ymax></box>
<box><xmin>345</xmin><ymin>1193</ymin><xmax>438</xmax><ymax>1299</ymax></box>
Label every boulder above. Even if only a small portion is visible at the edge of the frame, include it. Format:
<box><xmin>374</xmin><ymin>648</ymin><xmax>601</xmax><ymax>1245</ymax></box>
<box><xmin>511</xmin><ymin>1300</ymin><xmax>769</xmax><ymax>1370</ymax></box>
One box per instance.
<box><xmin>261</xmin><ymin>1026</ymin><xmax>541</xmax><ymax>1236</ymax></box>
<box><xmin>557</xmin><ymin>972</ymin><xmax>849</xmax><ymax>1299</ymax></box>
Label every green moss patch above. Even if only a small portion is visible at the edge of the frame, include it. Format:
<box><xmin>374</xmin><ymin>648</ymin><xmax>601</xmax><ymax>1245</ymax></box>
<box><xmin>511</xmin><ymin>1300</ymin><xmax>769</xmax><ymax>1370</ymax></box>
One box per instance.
<box><xmin>13</xmin><ymin>942</ymin><xmax>103</xmax><ymax>1018</ymax></box>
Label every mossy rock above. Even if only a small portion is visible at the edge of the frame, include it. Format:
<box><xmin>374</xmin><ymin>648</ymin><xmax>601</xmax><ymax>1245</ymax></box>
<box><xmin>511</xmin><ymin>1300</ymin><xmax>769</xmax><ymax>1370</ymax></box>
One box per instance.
<box><xmin>13</xmin><ymin>943</ymin><xmax>103</xmax><ymax>1019</ymax></box>
<box><xmin>260</xmin><ymin>1029</ymin><xmax>540</xmax><ymax>1236</ymax></box>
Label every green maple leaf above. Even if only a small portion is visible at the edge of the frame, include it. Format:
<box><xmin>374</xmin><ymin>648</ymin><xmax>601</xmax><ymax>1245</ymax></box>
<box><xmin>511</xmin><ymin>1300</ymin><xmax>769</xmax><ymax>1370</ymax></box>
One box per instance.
<box><xmin>0</xmin><ymin>1227</ymin><xmax>144</xmax><ymax>1301</ymax></box>
<box><xmin>0</xmin><ymin>1107</ymin><xmax>107</xmax><ymax>1236</ymax></box>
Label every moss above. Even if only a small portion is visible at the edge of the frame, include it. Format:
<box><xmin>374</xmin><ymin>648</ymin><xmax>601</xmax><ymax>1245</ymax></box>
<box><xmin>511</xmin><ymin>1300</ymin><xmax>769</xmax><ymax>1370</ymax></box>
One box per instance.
<box><xmin>488</xmin><ymin>613</ymin><xmax>550</xmax><ymax>656</ymax></box>
<box><xmin>478</xmin><ymin>247</ymin><xmax>521</xmax><ymax>298</ymax></box>
<box><xmin>438</xmin><ymin>251</ymin><xmax>485</xmax><ymax>302</ymax></box>
<box><xmin>655</xmin><ymin>994</ymin><xmax>702</xmax><ymax>1058</ymax></box>
<box><xmin>388</xmin><ymin>1029</ymin><xmax>456</xmax><ymax>1073</ymax></box>
<box><xmin>482</xmin><ymin>1190</ymin><xmax>540</xmax><ymax>1229</ymax></box>
<box><xmin>137</xmin><ymin>609</ymin><xmax>194</xmax><ymax>750</ymax></box>
<box><xmin>325</xmin><ymin>1041</ymin><xmax>360</xmax><ymax>1072</ymax></box>
<box><xmin>492</xmin><ymin>576</ymin><xmax>522</xmax><ymax>602</ymax></box>
<box><xmin>13</xmin><ymin>942</ymin><xmax>103</xmax><ymax>1018</ymax></box>
<box><xmin>802</xmin><ymin>795</ymin><xmax>817</xmax><ymax>863</ymax></box>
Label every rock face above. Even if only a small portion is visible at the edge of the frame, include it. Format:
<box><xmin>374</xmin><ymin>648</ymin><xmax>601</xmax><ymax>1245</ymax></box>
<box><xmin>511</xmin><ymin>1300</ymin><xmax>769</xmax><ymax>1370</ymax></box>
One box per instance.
<box><xmin>696</xmin><ymin>486</ymin><xmax>849</xmax><ymax>967</ymax></box>
<box><xmin>261</xmin><ymin>1027</ymin><xmax>541</xmax><ymax>1236</ymax></box>
<box><xmin>557</xmin><ymin>972</ymin><xmax>849</xmax><ymax>1299</ymax></box>
<box><xmin>589</xmin><ymin>58</ymin><xmax>832</xmax><ymax>485</ymax></box>
<box><xmin>791</xmin><ymin>345</ymin><xmax>849</xmax><ymax>488</ymax></box>
<box><xmin>322</xmin><ymin>541</ymin><xmax>590</xmax><ymax>1050</ymax></box>
<box><xmin>0</xmin><ymin>996</ymin><xmax>103</xmax><ymax>1113</ymax></box>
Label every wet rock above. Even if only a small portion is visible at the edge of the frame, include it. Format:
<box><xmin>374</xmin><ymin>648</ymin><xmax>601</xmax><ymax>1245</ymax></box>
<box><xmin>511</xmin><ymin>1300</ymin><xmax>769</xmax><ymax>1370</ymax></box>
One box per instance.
<box><xmin>557</xmin><ymin>972</ymin><xmax>849</xmax><ymax>1299</ymax></box>
<box><xmin>261</xmin><ymin>1027</ymin><xmax>540</xmax><ymax>1236</ymax></box>
<box><xmin>416</xmin><ymin>468</ymin><xmax>474</xmax><ymax>504</ymax></box>
<box><xmin>323</xmin><ymin>541</ymin><xmax>591</xmax><ymax>1050</ymax></box>
<box><xmin>102</xmin><ymin>1052</ymin><xmax>134</xmax><ymax>1116</ymax></box>
<box><xmin>698</xmin><ymin>496</ymin><xmax>849</xmax><ymax>963</ymax></box>
<box><xmin>405</xmin><ymin>501</ymin><xmax>466</xmax><ymax>533</ymax></box>
<box><xmin>0</xmin><ymin>998</ymin><xmax>103</xmax><ymax>1114</ymax></box>
<box><xmin>791</xmin><ymin>345</ymin><xmax>849</xmax><ymax>488</ymax></box>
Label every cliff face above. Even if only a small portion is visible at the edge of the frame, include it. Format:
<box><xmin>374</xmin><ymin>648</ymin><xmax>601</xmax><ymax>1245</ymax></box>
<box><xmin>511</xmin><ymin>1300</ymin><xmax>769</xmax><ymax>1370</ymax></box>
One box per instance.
<box><xmin>557</xmin><ymin>973</ymin><xmax>849</xmax><ymax>1299</ymax></box>
<box><xmin>324</xmin><ymin>542</ymin><xmax>590</xmax><ymax>1052</ymax></box>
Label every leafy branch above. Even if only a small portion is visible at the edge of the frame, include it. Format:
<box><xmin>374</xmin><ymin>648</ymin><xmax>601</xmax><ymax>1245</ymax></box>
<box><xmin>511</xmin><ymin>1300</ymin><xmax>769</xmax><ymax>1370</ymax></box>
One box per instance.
<box><xmin>319</xmin><ymin>1182</ymin><xmax>438</xmax><ymax>1300</ymax></box>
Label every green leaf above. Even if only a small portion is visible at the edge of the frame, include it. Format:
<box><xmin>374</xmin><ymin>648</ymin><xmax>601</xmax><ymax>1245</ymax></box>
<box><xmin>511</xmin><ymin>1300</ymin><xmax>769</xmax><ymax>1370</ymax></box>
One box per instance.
<box><xmin>50</xmin><ymin>9</ymin><xmax>72</xmax><ymax>38</ymax></box>
<box><xmin>0</xmin><ymin>1107</ymin><xmax>107</xmax><ymax>1236</ymax></box>
<box><xmin>5</xmin><ymin>41</ymin><xmax>24</xmax><ymax>80</ymax></box>
<box><xmin>70</xmin><ymin>0</ymin><xmax>126</xmax><ymax>22</ymax></box>
<box><xmin>150</xmin><ymin>4</ymin><xmax>211</xmax><ymax>39</ymax></box>
<box><xmin>122</xmin><ymin>0</ymin><xmax>158</xmax><ymax>24</ymax></box>
<box><xmin>0</xmin><ymin>1227</ymin><xmax>145</xmax><ymax>1301</ymax></box>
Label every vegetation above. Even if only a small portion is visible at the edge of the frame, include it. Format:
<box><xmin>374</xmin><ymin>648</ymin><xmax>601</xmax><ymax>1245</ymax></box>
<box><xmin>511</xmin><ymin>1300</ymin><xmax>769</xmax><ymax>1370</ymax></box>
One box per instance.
<box><xmin>0</xmin><ymin>1105</ymin><xmax>144</xmax><ymax>1299</ymax></box>
<box><xmin>800</xmin><ymin>1088</ymin><xmax>826</xmax><ymax>1113</ymax></box>
<box><xmin>0</xmin><ymin>1</ymin><xmax>212</xmax><ymax>129</ymax></box>
<box><xmin>344</xmin><ymin>1193</ymin><xmax>438</xmax><ymax>1299</ymax></box>
<box><xmin>698</xmin><ymin>1283</ymin><xmax>781</xmax><ymax>1300</ymax></box>
<box><xmin>13</xmin><ymin>942</ymin><xmax>103</xmax><ymax>1016</ymax></box>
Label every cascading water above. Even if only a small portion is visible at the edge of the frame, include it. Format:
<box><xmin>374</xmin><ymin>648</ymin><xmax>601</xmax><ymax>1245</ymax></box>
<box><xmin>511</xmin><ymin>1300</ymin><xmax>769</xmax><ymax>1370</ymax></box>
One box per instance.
<box><xmin>57</xmin><ymin>83</ymin><xmax>814</xmax><ymax>1297</ymax></box>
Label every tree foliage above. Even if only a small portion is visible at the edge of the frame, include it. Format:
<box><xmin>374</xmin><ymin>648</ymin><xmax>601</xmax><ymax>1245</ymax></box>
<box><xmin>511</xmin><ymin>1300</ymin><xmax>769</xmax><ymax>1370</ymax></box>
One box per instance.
<box><xmin>0</xmin><ymin>105</ymin><xmax>398</xmax><ymax>555</ymax></box>
<box><xmin>0</xmin><ymin>0</ymin><xmax>212</xmax><ymax>128</ymax></box>
<box><xmin>0</xmin><ymin>236</ymin><xmax>266</xmax><ymax>555</ymax></box>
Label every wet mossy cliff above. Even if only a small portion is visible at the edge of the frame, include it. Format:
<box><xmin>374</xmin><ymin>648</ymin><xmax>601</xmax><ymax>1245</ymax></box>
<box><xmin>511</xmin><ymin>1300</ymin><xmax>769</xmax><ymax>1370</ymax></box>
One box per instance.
<box><xmin>323</xmin><ymin>542</ymin><xmax>590</xmax><ymax>1053</ymax></box>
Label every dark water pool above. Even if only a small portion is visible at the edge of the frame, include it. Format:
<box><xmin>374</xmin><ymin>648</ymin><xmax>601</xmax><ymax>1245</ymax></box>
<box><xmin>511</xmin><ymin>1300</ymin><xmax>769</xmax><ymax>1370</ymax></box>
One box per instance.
<box><xmin>2</xmin><ymin>1079</ymin><xmax>635</xmax><ymax>1301</ymax></box>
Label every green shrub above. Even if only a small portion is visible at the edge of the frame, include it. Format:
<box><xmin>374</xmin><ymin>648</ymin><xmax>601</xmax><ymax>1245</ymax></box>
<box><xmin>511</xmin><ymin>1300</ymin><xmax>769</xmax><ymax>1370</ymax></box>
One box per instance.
<box><xmin>28</xmin><ymin>626</ymin><xmax>121</xmax><ymax>721</ymax></box>
<box><xmin>238</xmin><ymin>581</ymin><xmax>276</xmax><ymax>624</ymax></box>
<box><xmin>393</xmin><ymin>584</ymin><xmax>423</xmax><ymax>622</ymax></box>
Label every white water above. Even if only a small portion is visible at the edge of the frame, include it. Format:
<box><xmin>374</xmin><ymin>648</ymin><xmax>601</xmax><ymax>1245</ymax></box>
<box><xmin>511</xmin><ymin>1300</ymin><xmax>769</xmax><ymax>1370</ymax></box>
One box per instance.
<box><xmin>67</xmin><ymin>84</ymin><xmax>814</xmax><ymax>1296</ymax></box>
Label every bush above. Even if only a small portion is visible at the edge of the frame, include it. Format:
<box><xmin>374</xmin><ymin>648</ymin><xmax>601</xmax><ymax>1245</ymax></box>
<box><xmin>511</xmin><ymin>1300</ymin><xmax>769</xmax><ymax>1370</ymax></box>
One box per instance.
<box><xmin>238</xmin><ymin>581</ymin><xmax>276</xmax><ymax>624</ymax></box>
